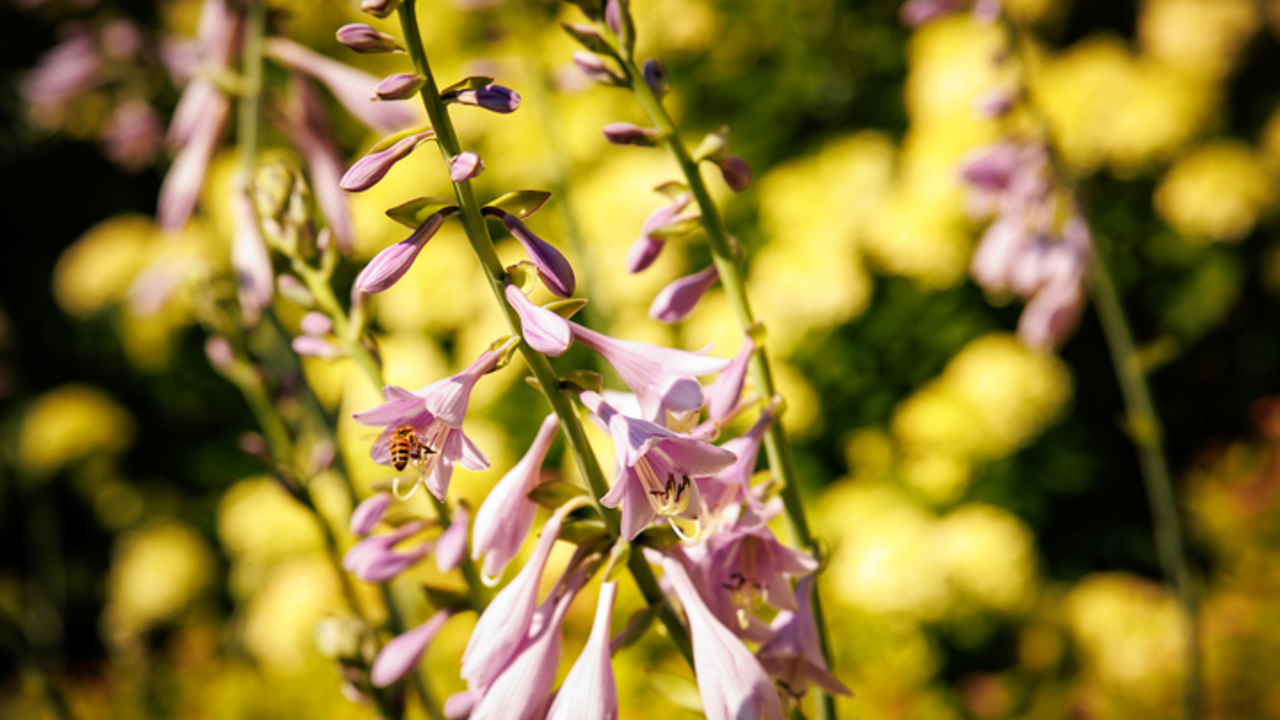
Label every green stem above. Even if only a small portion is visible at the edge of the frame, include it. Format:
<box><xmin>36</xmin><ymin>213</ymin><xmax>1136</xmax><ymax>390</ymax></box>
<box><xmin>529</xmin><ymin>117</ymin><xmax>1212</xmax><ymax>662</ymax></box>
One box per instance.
<box><xmin>396</xmin><ymin>0</ymin><xmax>695</xmax><ymax>668</ymax></box>
<box><xmin>1090</xmin><ymin>253</ymin><xmax>1200</xmax><ymax>720</ymax></box>
<box><xmin>235</xmin><ymin>0</ymin><xmax>265</xmax><ymax>192</ymax></box>
<box><xmin>615</xmin><ymin>51</ymin><xmax>838</xmax><ymax>719</ymax></box>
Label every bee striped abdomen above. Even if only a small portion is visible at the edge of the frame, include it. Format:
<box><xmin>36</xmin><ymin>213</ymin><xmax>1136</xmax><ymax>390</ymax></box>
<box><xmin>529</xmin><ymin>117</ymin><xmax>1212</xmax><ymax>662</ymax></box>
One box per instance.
<box><xmin>390</xmin><ymin>425</ymin><xmax>416</xmax><ymax>471</ymax></box>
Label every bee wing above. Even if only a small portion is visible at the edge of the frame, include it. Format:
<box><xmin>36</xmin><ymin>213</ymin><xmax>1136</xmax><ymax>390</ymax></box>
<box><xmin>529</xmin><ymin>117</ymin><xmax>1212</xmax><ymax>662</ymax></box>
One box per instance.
<box><xmin>370</xmin><ymin>426</ymin><xmax>395</xmax><ymax>465</ymax></box>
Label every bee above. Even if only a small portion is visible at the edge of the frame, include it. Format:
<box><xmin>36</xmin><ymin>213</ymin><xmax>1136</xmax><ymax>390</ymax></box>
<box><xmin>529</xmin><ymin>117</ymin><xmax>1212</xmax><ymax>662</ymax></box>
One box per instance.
<box><xmin>389</xmin><ymin>425</ymin><xmax>434</xmax><ymax>472</ymax></box>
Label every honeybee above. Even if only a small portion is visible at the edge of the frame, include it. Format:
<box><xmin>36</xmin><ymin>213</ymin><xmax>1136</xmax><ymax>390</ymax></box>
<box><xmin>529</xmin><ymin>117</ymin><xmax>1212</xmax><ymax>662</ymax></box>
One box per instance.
<box><xmin>388</xmin><ymin>425</ymin><xmax>434</xmax><ymax>471</ymax></box>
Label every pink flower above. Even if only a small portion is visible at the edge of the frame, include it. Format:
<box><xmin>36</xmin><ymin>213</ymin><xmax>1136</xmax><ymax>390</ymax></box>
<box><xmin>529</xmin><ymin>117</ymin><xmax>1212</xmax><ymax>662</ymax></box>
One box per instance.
<box><xmin>504</xmin><ymin>285</ymin><xmax>573</xmax><ymax>356</ymax></box>
<box><xmin>342</xmin><ymin>519</ymin><xmax>432</xmax><ymax>582</ymax></box>
<box><xmin>288</xmin><ymin>76</ymin><xmax>355</xmax><ymax>252</ymax></box>
<box><xmin>461</xmin><ymin>511</ymin><xmax>566</xmax><ymax>690</ymax></box>
<box><xmin>757</xmin><ymin>576</ymin><xmax>850</xmax><ymax>700</ymax></box>
<box><xmin>472</xmin><ymin>414</ymin><xmax>560</xmax><ymax>580</ymax></box>
<box><xmin>705</xmin><ymin>337</ymin><xmax>754</xmax><ymax>425</ymax></box>
<box><xmin>569</xmin><ymin>322</ymin><xmax>729</xmax><ymax>422</ymax></box>
<box><xmin>340</xmin><ymin>129</ymin><xmax>436</xmax><ymax>192</ymax></box>
<box><xmin>700</xmin><ymin>407</ymin><xmax>773</xmax><ymax>520</ymax></box>
<box><xmin>450</xmin><ymin>152</ymin><xmax>486</xmax><ymax>182</ymax></box>
<box><xmin>500</xmin><ymin>214</ymin><xmax>577</xmax><ymax>298</ymax></box>
<box><xmin>353</xmin><ymin>340</ymin><xmax>514</xmax><ymax>501</ymax></box>
<box><xmin>355</xmin><ymin>212</ymin><xmax>445</xmax><ymax>293</ymax></box>
<box><xmin>231</xmin><ymin>190</ymin><xmax>273</xmax><ymax>324</ymax></box>
<box><xmin>436</xmin><ymin>502</ymin><xmax>470</xmax><ymax>573</ymax></box>
<box><xmin>545</xmin><ymin>581</ymin><xmax>619</xmax><ymax>720</ymax></box>
<box><xmin>627</xmin><ymin>193</ymin><xmax>694</xmax><ymax>273</ymax></box>
<box><xmin>582</xmin><ymin>392</ymin><xmax>736</xmax><ymax>540</ymax></box>
<box><xmin>372</xmin><ymin>607</ymin><xmax>457</xmax><ymax>687</ymax></box>
<box><xmin>349</xmin><ymin>491</ymin><xmax>393</xmax><ymax>536</ymax></box>
<box><xmin>662</xmin><ymin>557</ymin><xmax>783</xmax><ymax>720</ymax></box>
<box><xmin>649</xmin><ymin>265</ymin><xmax>719</xmax><ymax>323</ymax></box>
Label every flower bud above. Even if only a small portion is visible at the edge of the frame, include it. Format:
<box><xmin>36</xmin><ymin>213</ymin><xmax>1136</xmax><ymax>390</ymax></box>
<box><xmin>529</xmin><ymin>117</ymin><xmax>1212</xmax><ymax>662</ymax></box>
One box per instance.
<box><xmin>643</xmin><ymin>58</ymin><xmax>668</xmax><ymax>98</ymax></box>
<box><xmin>361</xmin><ymin>0</ymin><xmax>402</xmax><ymax>19</ymax></box>
<box><xmin>649</xmin><ymin>265</ymin><xmax>718</xmax><ymax>323</ymax></box>
<box><xmin>450</xmin><ymin>151</ymin><xmax>485</xmax><ymax>183</ymax></box>
<box><xmin>602</xmin><ymin>122</ymin><xmax>659</xmax><ymax>147</ymax></box>
<box><xmin>340</xmin><ymin>130</ymin><xmax>434</xmax><ymax>192</ymax></box>
<box><xmin>277</xmin><ymin>275</ymin><xmax>315</xmax><ymax>307</ymax></box>
<box><xmin>718</xmin><ymin>155</ymin><xmax>752</xmax><ymax>192</ymax></box>
<box><xmin>573</xmin><ymin>51</ymin><xmax>624</xmax><ymax>86</ymax></box>
<box><xmin>453</xmin><ymin>84</ymin><xmax>521</xmax><ymax>113</ymax></box>
<box><xmin>356</xmin><ymin>212</ymin><xmax>446</xmax><ymax>293</ymax></box>
<box><xmin>292</xmin><ymin>335</ymin><xmax>344</xmax><ymax>358</ymax></box>
<box><xmin>500</xmin><ymin>214</ymin><xmax>577</xmax><ymax>298</ymax></box>
<box><xmin>374</xmin><ymin>72</ymin><xmax>425</xmax><ymax>101</ymax></box>
<box><xmin>350</xmin><ymin>492</ymin><xmax>393</xmax><ymax>536</ymax></box>
<box><xmin>336</xmin><ymin>24</ymin><xmax>405</xmax><ymax>53</ymax></box>
<box><xmin>300</xmin><ymin>311</ymin><xmax>333</xmax><ymax>336</ymax></box>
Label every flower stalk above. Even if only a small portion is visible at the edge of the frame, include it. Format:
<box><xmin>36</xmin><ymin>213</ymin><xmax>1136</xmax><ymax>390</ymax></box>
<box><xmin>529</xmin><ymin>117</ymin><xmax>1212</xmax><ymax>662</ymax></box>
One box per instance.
<box><xmin>393</xmin><ymin>0</ymin><xmax>696</xmax><ymax>668</ymax></box>
<box><xmin>606</xmin><ymin>33</ymin><xmax>839</xmax><ymax>720</ymax></box>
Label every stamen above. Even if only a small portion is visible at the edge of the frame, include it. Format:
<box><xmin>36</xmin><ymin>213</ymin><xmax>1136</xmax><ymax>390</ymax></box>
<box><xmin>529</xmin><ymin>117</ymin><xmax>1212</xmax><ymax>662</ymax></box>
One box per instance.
<box><xmin>392</xmin><ymin>475</ymin><xmax>421</xmax><ymax>501</ymax></box>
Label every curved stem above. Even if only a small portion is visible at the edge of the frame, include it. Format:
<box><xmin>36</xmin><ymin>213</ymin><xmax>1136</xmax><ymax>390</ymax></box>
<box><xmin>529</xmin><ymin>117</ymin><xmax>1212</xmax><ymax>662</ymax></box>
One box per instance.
<box><xmin>395</xmin><ymin>0</ymin><xmax>695</xmax><ymax>668</ymax></box>
<box><xmin>1090</xmin><ymin>253</ymin><xmax>1200</xmax><ymax>719</ymax></box>
<box><xmin>615</xmin><ymin>51</ymin><xmax>837</xmax><ymax>719</ymax></box>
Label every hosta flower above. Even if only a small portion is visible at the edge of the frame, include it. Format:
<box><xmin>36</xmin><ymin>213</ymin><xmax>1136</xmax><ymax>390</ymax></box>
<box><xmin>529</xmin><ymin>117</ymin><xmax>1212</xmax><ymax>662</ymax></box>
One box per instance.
<box><xmin>435</xmin><ymin>503</ymin><xmax>469</xmax><ymax>573</ymax></box>
<box><xmin>349</xmin><ymin>491</ymin><xmax>393</xmax><ymax>536</ymax></box>
<box><xmin>545</xmin><ymin>581</ymin><xmax>619</xmax><ymax>720</ymax></box>
<box><xmin>499</xmin><ymin>214</ymin><xmax>577</xmax><ymax>298</ymax></box>
<box><xmin>569</xmin><ymin>322</ymin><xmax>729</xmax><ymax>423</ymax></box>
<box><xmin>472</xmin><ymin>414</ymin><xmax>560</xmax><ymax>580</ymax></box>
<box><xmin>662</xmin><ymin>557</ymin><xmax>783</xmax><ymax>720</ymax></box>
<box><xmin>649</xmin><ymin>265</ymin><xmax>719</xmax><ymax>323</ymax></box>
<box><xmin>628</xmin><ymin>193</ymin><xmax>694</xmax><ymax>273</ymax></box>
<box><xmin>372</xmin><ymin>607</ymin><xmax>457</xmax><ymax>687</ymax></box>
<box><xmin>581</xmin><ymin>391</ymin><xmax>736</xmax><ymax>540</ymax></box>
<box><xmin>700</xmin><ymin>406</ymin><xmax>773</xmax><ymax>521</ymax></box>
<box><xmin>353</xmin><ymin>340</ymin><xmax>514</xmax><ymax>500</ymax></box>
<box><xmin>342</xmin><ymin>519</ymin><xmax>432</xmax><ymax>582</ymax></box>
<box><xmin>266</xmin><ymin>37</ymin><xmax>419</xmax><ymax>133</ymax></box>
<box><xmin>504</xmin><ymin>284</ymin><xmax>572</xmax><ymax>356</ymax></box>
<box><xmin>231</xmin><ymin>190</ymin><xmax>273</xmax><ymax>323</ymax></box>
<box><xmin>756</xmin><ymin>576</ymin><xmax>850</xmax><ymax>700</ymax></box>
<box><xmin>355</xmin><ymin>211</ymin><xmax>445</xmax><ymax>293</ymax></box>
<box><xmin>704</xmin><ymin>337</ymin><xmax>754</xmax><ymax>425</ymax></box>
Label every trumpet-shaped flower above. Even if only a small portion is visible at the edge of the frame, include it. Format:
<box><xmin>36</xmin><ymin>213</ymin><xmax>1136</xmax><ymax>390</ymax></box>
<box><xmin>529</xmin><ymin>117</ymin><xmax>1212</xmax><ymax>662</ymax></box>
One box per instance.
<box><xmin>705</xmin><ymin>337</ymin><xmax>754</xmax><ymax>425</ymax></box>
<box><xmin>461</xmin><ymin>511</ymin><xmax>565</xmax><ymax>690</ymax></box>
<box><xmin>582</xmin><ymin>391</ymin><xmax>736</xmax><ymax>540</ymax></box>
<box><xmin>570</xmin><ymin>322</ymin><xmax>728</xmax><ymax>422</ymax></box>
<box><xmin>342</xmin><ymin>519</ymin><xmax>432</xmax><ymax>582</ymax></box>
<box><xmin>756</xmin><ymin>576</ymin><xmax>851</xmax><ymax>700</ymax></box>
<box><xmin>354</xmin><ymin>340</ymin><xmax>513</xmax><ymax>500</ymax></box>
<box><xmin>372</xmin><ymin>607</ymin><xmax>457</xmax><ymax>687</ymax></box>
<box><xmin>546</xmin><ymin>581</ymin><xmax>619</xmax><ymax>720</ymax></box>
<box><xmin>700</xmin><ymin>407</ymin><xmax>773</xmax><ymax>520</ymax></box>
<box><xmin>349</xmin><ymin>491</ymin><xmax>393</xmax><ymax>536</ymax></box>
<box><xmin>662</xmin><ymin>557</ymin><xmax>783</xmax><ymax>720</ymax></box>
<box><xmin>340</xmin><ymin>129</ymin><xmax>436</xmax><ymax>192</ymax></box>
<box><xmin>504</xmin><ymin>285</ymin><xmax>573</xmax><ymax>356</ymax></box>
<box><xmin>472</xmin><ymin>414</ymin><xmax>560</xmax><ymax>580</ymax></box>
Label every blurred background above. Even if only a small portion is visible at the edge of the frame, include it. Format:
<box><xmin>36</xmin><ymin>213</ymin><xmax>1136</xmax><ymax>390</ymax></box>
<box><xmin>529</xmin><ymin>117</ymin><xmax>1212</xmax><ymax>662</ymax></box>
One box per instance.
<box><xmin>4</xmin><ymin>0</ymin><xmax>1280</xmax><ymax>717</ymax></box>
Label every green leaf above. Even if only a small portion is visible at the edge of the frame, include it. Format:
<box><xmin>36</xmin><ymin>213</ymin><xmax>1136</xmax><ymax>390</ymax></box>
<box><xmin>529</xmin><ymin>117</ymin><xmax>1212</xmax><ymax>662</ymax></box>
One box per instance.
<box><xmin>544</xmin><ymin>298</ymin><xmax>588</xmax><ymax>319</ymax></box>
<box><xmin>528</xmin><ymin>480</ymin><xmax>590</xmax><ymax>510</ymax></box>
<box><xmin>648</xmin><ymin>672</ymin><xmax>702</xmax><ymax>712</ymax></box>
<box><xmin>647</xmin><ymin>216</ymin><xmax>703</xmax><ymax>241</ymax></box>
<box><xmin>439</xmin><ymin>76</ymin><xmax>495</xmax><ymax>95</ymax></box>
<box><xmin>632</xmin><ymin>524</ymin><xmax>680</xmax><ymax>550</ymax></box>
<box><xmin>560</xmin><ymin>370</ymin><xmax>603</xmax><ymax>394</ymax></box>
<box><xmin>485</xmin><ymin>190</ymin><xmax>552</xmax><ymax>219</ymax></box>
<box><xmin>560</xmin><ymin>22</ymin><xmax>612</xmax><ymax>54</ymax></box>
<box><xmin>369</xmin><ymin>125</ymin><xmax>434</xmax><ymax>154</ymax></box>
<box><xmin>653</xmin><ymin>181</ymin><xmax>689</xmax><ymax>199</ymax></box>
<box><xmin>604</xmin><ymin>540</ymin><xmax>630</xmax><ymax>582</ymax></box>
<box><xmin>558</xmin><ymin>518</ymin><xmax>609</xmax><ymax>545</ymax></box>
<box><xmin>506</xmin><ymin>262</ymin><xmax>538</xmax><ymax>294</ymax></box>
<box><xmin>386</xmin><ymin>196</ymin><xmax>458</xmax><ymax>229</ymax></box>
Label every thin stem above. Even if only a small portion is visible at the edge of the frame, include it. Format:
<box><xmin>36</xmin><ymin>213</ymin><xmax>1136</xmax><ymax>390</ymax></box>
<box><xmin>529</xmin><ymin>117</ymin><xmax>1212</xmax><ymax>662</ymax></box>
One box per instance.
<box><xmin>615</xmin><ymin>51</ymin><xmax>837</xmax><ymax>719</ymax></box>
<box><xmin>235</xmin><ymin>0</ymin><xmax>265</xmax><ymax>192</ymax></box>
<box><xmin>395</xmin><ymin>0</ymin><xmax>695</xmax><ymax>668</ymax></box>
<box><xmin>1090</xmin><ymin>253</ymin><xmax>1200</xmax><ymax>719</ymax></box>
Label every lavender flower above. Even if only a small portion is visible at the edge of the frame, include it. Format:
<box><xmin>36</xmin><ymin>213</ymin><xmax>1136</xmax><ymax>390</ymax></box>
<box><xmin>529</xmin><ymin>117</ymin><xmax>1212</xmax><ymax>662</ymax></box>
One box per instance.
<box><xmin>757</xmin><ymin>576</ymin><xmax>851</xmax><ymax>700</ymax></box>
<box><xmin>628</xmin><ymin>193</ymin><xmax>695</xmax><ymax>273</ymax></box>
<box><xmin>504</xmin><ymin>285</ymin><xmax>573</xmax><ymax>356</ymax></box>
<box><xmin>643</xmin><ymin>58</ymin><xmax>668</xmax><ymax>98</ymax></box>
<box><xmin>342</xmin><ymin>519</ymin><xmax>433</xmax><ymax>582</ymax></box>
<box><xmin>340</xmin><ymin>129</ymin><xmax>436</xmax><ymax>192</ymax></box>
<box><xmin>292</xmin><ymin>335</ymin><xmax>343</xmax><ymax>358</ymax></box>
<box><xmin>350</xmin><ymin>491</ymin><xmax>393</xmax><ymax>536</ymax></box>
<box><xmin>662</xmin><ymin>557</ymin><xmax>784</xmax><ymax>720</ymax></box>
<box><xmin>569</xmin><ymin>322</ymin><xmax>729</xmax><ymax>422</ymax></box>
<box><xmin>372</xmin><ymin>608</ymin><xmax>457</xmax><ymax>687</ymax></box>
<box><xmin>603</xmin><ymin>122</ymin><xmax>660</xmax><ymax>147</ymax></box>
<box><xmin>231</xmin><ymin>190</ymin><xmax>274</xmax><ymax>323</ymax></box>
<box><xmin>450</xmin><ymin>151</ymin><xmax>486</xmax><ymax>183</ymax></box>
<box><xmin>461</xmin><ymin>511</ymin><xmax>566</xmax><ymax>690</ymax></box>
<box><xmin>705</xmin><ymin>337</ymin><xmax>754</xmax><ymax>425</ymax></box>
<box><xmin>436</xmin><ymin>503</ymin><xmax>469</xmax><ymax>573</ymax></box>
<box><xmin>336</xmin><ymin>23</ymin><xmax>405</xmax><ymax>54</ymax></box>
<box><xmin>545</xmin><ymin>581</ymin><xmax>619</xmax><ymax>720</ymax></box>
<box><xmin>361</xmin><ymin>0</ymin><xmax>402</xmax><ymax>18</ymax></box>
<box><xmin>573</xmin><ymin>52</ymin><xmax>623</xmax><ymax>86</ymax></box>
<box><xmin>375</xmin><ymin>72</ymin><xmax>426</xmax><ymax>101</ymax></box>
<box><xmin>581</xmin><ymin>391</ymin><xmax>736</xmax><ymax>540</ymax></box>
<box><xmin>353</xmin><ymin>340</ymin><xmax>514</xmax><ymax>500</ymax></box>
<box><xmin>451</xmin><ymin>84</ymin><xmax>522</xmax><ymax>114</ymax></box>
<box><xmin>718</xmin><ymin>156</ymin><xmax>752</xmax><ymax>192</ymax></box>
<box><xmin>649</xmin><ymin>265</ymin><xmax>719</xmax><ymax>323</ymax></box>
<box><xmin>499</xmin><ymin>214</ymin><xmax>577</xmax><ymax>298</ymax></box>
<box><xmin>472</xmin><ymin>415</ymin><xmax>559</xmax><ymax>581</ymax></box>
<box><xmin>700</xmin><ymin>406</ymin><xmax>773</xmax><ymax>520</ymax></box>
<box><xmin>355</xmin><ymin>211</ymin><xmax>445</xmax><ymax>293</ymax></box>
<box><xmin>20</xmin><ymin>28</ymin><xmax>104</xmax><ymax>115</ymax></box>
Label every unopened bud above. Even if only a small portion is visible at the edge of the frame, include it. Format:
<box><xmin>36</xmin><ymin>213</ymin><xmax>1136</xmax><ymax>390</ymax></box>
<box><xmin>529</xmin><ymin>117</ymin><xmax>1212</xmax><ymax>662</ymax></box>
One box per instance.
<box><xmin>573</xmin><ymin>51</ymin><xmax>624</xmax><ymax>86</ymax></box>
<box><xmin>336</xmin><ymin>24</ymin><xmax>405</xmax><ymax>53</ymax></box>
<box><xmin>643</xmin><ymin>58</ymin><xmax>668</xmax><ymax>98</ymax></box>
<box><xmin>300</xmin><ymin>312</ymin><xmax>333</xmax><ymax>336</ymax></box>
<box><xmin>374</xmin><ymin>73</ymin><xmax>425</xmax><ymax>101</ymax></box>
<box><xmin>452</xmin><ymin>84</ymin><xmax>521</xmax><ymax>114</ymax></box>
<box><xmin>205</xmin><ymin>336</ymin><xmax>235</xmax><ymax>371</ymax></box>
<box><xmin>718</xmin><ymin>155</ymin><xmax>752</xmax><ymax>192</ymax></box>
<box><xmin>602</xmin><ymin>121</ymin><xmax>659</xmax><ymax>147</ymax></box>
<box><xmin>361</xmin><ymin>0</ymin><xmax>402</xmax><ymax>19</ymax></box>
<box><xmin>449</xmin><ymin>152</ymin><xmax>485</xmax><ymax>183</ymax></box>
<box><xmin>277</xmin><ymin>275</ymin><xmax>315</xmax><ymax>307</ymax></box>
